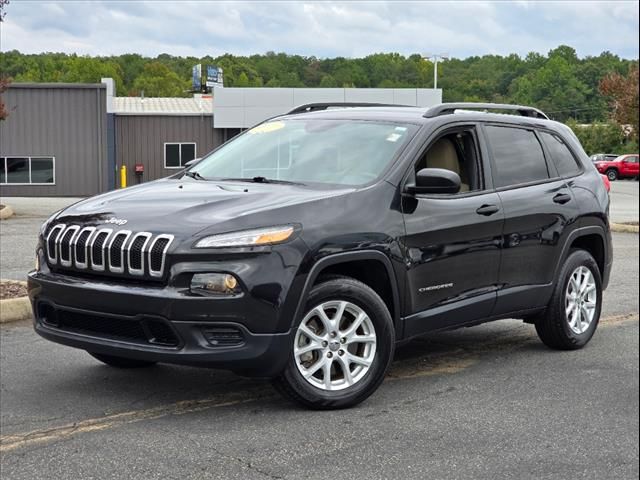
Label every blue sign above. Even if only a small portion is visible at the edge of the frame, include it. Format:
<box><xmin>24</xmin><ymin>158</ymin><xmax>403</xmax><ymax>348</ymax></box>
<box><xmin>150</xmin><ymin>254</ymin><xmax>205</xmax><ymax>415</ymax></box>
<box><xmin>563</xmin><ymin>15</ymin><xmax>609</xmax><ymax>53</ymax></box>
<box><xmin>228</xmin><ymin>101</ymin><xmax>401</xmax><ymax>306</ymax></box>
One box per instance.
<box><xmin>206</xmin><ymin>66</ymin><xmax>224</xmax><ymax>88</ymax></box>
<box><xmin>192</xmin><ymin>64</ymin><xmax>202</xmax><ymax>91</ymax></box>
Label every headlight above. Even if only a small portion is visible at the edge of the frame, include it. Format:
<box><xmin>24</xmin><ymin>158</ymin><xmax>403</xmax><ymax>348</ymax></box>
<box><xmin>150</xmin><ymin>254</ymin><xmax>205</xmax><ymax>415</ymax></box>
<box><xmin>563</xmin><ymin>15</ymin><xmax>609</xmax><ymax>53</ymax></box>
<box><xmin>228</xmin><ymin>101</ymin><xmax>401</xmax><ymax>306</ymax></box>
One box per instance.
<box><xmin>194</xmin><ymin>225</ymin><xmax>295</xmax><ymax>248</ymax></box>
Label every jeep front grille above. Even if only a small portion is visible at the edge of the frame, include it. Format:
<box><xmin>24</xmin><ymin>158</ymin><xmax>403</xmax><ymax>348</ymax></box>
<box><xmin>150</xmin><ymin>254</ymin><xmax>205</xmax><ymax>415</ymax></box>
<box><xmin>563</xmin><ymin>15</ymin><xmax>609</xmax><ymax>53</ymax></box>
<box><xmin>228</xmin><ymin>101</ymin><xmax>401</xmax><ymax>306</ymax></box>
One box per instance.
<box><xmin>46</xmin><ymin>224</ymin><xmax>174</xmax><ymax>279</ymax></box>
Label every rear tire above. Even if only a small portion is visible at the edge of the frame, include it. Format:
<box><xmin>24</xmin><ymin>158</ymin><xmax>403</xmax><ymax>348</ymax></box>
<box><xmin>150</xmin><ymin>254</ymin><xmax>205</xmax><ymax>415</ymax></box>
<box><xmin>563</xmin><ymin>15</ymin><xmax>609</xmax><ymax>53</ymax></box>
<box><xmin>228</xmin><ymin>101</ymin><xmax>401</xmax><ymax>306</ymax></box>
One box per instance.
<box><xmin>88</xmin><ymin>352</ymin><xmax>157</xmax><ymax>368</ymax></box>
<box><xmin>273</xmin><ymin>276</ymin><xmax>394</xmax><ymax>409</ymax></box>
<box><xmin>535</xmin><ymin>250</ymin><xmax>602</xmax><ymax>350</ymax></box>
<box><xmin>606</xmin><ymin>169</ymin><xmax>618</xmax><ymax>181</ymax></box>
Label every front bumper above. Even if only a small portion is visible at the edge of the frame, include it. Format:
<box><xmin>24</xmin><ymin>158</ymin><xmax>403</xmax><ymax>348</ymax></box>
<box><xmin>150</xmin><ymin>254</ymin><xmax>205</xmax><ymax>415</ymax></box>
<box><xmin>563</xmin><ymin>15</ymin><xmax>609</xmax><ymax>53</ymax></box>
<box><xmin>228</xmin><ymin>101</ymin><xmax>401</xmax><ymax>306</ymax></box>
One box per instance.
<box><xmin>28</xmin><ymin>270</ymin><xmax>293</xmax><ymax>377</ymax></box>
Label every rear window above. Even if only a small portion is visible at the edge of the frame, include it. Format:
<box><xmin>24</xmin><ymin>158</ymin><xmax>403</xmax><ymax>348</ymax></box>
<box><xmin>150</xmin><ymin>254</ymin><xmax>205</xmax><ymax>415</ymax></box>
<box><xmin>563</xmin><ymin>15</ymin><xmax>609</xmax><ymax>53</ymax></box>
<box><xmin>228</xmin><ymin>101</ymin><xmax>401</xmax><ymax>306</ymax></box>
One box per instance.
<box><xmin>539</xmin><ymin>131</ymin><xmax>581</xmax><ymax>177</ymax></box>
<box><xmin>485</xmin><ymin>126</ymin><xmax>550</xmax><ymax>188</ymax></box>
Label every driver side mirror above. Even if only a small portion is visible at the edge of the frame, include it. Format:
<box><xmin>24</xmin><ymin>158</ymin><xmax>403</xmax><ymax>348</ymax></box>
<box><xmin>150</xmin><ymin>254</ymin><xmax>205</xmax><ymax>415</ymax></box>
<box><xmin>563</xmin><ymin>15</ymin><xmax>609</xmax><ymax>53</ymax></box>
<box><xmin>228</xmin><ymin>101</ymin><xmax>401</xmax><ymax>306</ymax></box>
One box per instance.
<box><xmin>406</xmin><ymin>168</ymin><xmax>461</xmax><ymax>195</ymax></box>
<box><xmin>184</xmin><ymin>157</ymin><xmax>202</xmax><ymax>168</ymax></box>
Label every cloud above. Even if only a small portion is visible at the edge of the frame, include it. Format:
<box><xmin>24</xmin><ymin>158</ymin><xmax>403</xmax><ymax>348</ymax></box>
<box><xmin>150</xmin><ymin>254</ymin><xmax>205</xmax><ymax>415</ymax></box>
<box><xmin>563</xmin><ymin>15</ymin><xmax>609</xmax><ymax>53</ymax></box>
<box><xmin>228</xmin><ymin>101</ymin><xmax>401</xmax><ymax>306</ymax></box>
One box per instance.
<box><xmin>1</xmin><ymin>1</ymin><xmax>638</xmax><ymax>59</ymax></box>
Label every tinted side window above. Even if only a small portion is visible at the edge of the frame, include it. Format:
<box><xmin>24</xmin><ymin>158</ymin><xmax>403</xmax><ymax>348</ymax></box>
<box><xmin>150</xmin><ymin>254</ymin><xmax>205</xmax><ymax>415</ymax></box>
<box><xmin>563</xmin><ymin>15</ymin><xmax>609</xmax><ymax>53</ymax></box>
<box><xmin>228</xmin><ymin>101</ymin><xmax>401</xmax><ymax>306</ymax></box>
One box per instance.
<box><xmin>539</xmin><ymin>131</ymin><xmax>581</xmax><ymax>177</ymax></box>
<box><xmin>485</xmin><ymin>126</ymin><xmax>549</xmax><ymax>188</ymax></box>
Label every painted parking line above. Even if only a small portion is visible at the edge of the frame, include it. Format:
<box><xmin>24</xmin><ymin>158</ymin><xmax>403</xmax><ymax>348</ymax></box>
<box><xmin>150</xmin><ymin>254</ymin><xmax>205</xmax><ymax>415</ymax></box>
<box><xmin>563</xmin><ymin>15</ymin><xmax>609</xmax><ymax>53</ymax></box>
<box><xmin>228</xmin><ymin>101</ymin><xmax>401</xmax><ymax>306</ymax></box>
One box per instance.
<box><xmin>1</xmin><ymin>314</ymin><xmax>637</xmax><ymax>454</ymax></box>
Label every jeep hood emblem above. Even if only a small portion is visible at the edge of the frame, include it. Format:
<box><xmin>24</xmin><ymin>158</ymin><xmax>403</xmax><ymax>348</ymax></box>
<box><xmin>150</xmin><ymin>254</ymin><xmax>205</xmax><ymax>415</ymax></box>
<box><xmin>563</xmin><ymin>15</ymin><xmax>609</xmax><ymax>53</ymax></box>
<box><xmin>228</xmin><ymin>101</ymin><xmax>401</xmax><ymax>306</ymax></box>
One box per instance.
<box><xmin>105</xmin><ymin>217</ymin><xmax>128</xmax><ymax>226</ymax></box>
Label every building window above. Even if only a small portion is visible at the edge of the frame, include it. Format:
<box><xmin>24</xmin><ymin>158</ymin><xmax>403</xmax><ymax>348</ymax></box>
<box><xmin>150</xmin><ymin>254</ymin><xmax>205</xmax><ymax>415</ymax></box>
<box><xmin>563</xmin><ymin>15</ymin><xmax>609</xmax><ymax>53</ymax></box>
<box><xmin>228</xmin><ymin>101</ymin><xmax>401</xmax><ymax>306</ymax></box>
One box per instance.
<box><xmin>0</xmin><ymin>156</ymin><xmax>55</xmax><ymax>185</ymax></box>
<box><xmin>164</xmin><ymin>143</ymin><xmax>196</xmax><ymax>169</ymax></box>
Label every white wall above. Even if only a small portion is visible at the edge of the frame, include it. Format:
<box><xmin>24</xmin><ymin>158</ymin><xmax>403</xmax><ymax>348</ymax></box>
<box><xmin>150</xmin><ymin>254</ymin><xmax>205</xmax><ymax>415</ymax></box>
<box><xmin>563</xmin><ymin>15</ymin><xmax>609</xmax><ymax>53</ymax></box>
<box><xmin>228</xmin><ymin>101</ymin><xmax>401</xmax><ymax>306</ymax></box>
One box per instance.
<box><xmin>213</xmin><ymin>87</ymin><xmax>442</xmax><ymax>128</ymax></box>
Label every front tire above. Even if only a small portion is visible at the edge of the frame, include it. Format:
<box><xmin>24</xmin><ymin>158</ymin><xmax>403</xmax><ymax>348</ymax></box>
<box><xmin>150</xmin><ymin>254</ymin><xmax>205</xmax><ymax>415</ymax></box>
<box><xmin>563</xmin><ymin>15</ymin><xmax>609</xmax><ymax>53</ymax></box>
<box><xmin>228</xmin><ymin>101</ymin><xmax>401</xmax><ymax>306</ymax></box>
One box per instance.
<box><xmin>535</xmin><ymin>250</ymin><xmax>602</xmax><ymax>350</ymax></box>
<box><xmin>606</xmin><ymin>168</ymin><xmax>618</xmax><ymax>181</ymax></box>
<box><xmin>88</xmin><ymin>352</ymin><xmax>157</xmax><ymax>368</ymax></box>
<box><xmin>273</xmin><ymin>276</ymin><xmax>395</xmax><ymax>409</ymax></box>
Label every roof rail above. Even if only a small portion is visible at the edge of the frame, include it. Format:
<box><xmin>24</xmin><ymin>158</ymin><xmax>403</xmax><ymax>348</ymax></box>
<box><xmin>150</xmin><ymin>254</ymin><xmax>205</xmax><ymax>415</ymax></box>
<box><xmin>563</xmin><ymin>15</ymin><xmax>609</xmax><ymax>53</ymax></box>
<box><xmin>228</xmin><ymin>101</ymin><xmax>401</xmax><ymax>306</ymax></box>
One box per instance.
<box><xmin>423</xmin><ymin>102</ymin><xmax>549</xmax><ymax>120</ymax></box>
<box><xmin>287</xmin><ymin>102</ymin><xmax>407</xmax><ymax>115</ymax></box>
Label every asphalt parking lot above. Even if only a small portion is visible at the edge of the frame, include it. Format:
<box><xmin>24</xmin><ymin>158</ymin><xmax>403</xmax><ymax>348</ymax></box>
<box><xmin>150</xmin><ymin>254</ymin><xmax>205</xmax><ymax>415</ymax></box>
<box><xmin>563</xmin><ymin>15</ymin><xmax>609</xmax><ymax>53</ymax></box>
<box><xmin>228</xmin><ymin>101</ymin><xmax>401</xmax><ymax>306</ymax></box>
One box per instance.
<box><xmin>1</xmin><ymin>187</ymin><xmax>638</xmax><ymax>479</ymax></box>
<box><xmin>609</xmin><ymin>179</ymin><xmax>640</xmax><ymax>224</ymax></box>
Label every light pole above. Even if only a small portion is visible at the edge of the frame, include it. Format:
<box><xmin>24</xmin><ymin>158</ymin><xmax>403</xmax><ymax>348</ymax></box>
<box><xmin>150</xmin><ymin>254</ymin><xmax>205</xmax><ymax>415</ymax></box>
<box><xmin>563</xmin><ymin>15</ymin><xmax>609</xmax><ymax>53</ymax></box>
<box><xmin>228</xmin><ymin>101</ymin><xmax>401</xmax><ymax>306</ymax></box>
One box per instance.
<box><xmin>423</xmin><ymin>53</ymin><xmax>449</xmax><ymax>89</ymax></box>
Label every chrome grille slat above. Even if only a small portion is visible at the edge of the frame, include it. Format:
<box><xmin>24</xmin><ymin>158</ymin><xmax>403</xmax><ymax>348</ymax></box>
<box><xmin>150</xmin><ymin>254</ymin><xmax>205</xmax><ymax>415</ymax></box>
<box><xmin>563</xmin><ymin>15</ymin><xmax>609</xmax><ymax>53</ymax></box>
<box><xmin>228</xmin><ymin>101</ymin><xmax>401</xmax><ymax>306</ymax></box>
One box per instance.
<box><xmin>89</xmin><ymin>228</ymin><xmax>112</xmax><ymax>271</ymax></box>
<box><xmin>128</xmin><ymin>232</ymin><xmax>152</xmax><ymax>276</ymax></box>
<box><xmin>45</xmin><ymin>224</ymin><xmax>172</xmax><ymax>279</ymax></box>
<box><xmin>107</xmin><ymin>230</ymin><xmax>132</xmax><ymax>274</ymax></box>
<box><xmin>46</xmin><ymin>224</ymin><xmax>66</xmax><ymax>264</ymax></box>
<box><xmin>72</xmin><ymin>227</ymin><xmax>96</xmax><ymax>269</ymax></box>
<box><xmin>58</xmin><ymin>226</ymin><xmax>80</xmax><ymax>267</ymax></box>
<box><xmin>148</xmin><ymin>234</ymin><xmax>174</xmax><ymax>278</ymax></box>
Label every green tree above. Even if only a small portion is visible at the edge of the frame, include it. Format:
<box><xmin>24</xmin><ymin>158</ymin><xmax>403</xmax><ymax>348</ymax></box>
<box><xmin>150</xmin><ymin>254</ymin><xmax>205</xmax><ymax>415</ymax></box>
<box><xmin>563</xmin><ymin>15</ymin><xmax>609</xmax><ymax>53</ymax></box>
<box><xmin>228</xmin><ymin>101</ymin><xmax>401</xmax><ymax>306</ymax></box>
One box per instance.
<box><xmin>319</xmin><ymin>75</ymin><xmax>338</xmax><ymax>87</ymax></box>
<box><xmin>235</xmin><ymin>72</ymin><xmax>250</xmax><ymax>87</ymax></box>
<box><xmin>566</xmin><ymin>120</ymin><xmax>630</xmax><ymax>155</ymax></box>
<box><xmin>132</xmin><ymin>62</ymin><xmax>189</xmax><ymax>97</ymax></box>
<box><xmin>510</xmin><ymin>55</ymin><xmax>590</xmax><ymax>122</ymax></box>
<box><xmin>0</xmin><ymin>47</ymin><xmax>636</xmax><ymax>124</ymax></box>
<box><xmin>61</xmin><ymin>56</ymin><xmax>125</xmax><ymax>94</ymax></box>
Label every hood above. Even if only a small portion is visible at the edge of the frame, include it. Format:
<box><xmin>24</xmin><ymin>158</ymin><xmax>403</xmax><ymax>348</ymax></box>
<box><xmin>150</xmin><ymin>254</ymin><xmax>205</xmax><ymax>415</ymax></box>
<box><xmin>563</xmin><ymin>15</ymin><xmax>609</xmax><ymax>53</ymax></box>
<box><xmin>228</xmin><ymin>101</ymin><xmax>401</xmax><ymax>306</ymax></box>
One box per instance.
<box><xmin>55</xmin><ymin>178</ymin><xmax>354</xmax><ymax>234</ymax></box>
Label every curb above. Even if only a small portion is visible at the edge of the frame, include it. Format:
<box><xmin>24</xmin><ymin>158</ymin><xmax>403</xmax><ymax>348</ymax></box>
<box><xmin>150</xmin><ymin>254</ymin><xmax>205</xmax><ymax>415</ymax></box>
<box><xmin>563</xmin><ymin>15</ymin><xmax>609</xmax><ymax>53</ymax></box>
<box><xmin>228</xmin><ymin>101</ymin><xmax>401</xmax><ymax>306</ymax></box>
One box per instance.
<box><xmin>0</xmin><ymin>204</ymin><xmax>14</xmax><ymax>220</ymax></box>
<box><xmin>0</xmin><ymin>297</ymin><xmax>32</xmax><ymax>324</ymax></box>
<box><xmin>0</xmin><ymin>279</ymin><xmax>31</xmax><ymax>324</ymax></box>
<box><xmin>611</xmin><ymin>223</ymin><xmax>639</xmax><ymax>234</ymax></box>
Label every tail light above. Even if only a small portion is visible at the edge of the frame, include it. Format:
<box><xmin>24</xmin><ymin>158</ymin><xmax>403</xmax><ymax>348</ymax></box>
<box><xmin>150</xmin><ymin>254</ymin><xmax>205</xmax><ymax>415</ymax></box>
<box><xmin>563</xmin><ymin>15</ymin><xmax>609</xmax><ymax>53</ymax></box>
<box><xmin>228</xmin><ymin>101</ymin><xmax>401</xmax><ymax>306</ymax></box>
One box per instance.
<box><xmin>601</xmin><ymin>174</ymin><xmax>611</xmax><ymax>193</ymax></box>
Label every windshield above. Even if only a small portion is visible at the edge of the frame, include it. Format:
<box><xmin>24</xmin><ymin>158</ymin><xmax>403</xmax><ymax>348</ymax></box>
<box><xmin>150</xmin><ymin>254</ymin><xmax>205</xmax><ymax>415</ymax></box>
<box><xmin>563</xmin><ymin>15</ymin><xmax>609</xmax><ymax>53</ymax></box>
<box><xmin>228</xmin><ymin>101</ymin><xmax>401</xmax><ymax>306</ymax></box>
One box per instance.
<box><xmin>191</xmin><ymin>119</ymin><xmax>417</xmax><ymax>186</ymax></box>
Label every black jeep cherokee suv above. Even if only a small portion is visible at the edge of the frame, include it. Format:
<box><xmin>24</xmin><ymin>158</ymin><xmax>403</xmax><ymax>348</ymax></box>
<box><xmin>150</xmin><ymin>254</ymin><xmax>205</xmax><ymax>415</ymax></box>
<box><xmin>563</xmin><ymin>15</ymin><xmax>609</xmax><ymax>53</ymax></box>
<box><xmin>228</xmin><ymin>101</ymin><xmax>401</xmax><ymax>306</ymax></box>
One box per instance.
<box><xmin>29</xmin><ymin>102</ymin><xmax>612</xmax><ymax>409</ymax></box>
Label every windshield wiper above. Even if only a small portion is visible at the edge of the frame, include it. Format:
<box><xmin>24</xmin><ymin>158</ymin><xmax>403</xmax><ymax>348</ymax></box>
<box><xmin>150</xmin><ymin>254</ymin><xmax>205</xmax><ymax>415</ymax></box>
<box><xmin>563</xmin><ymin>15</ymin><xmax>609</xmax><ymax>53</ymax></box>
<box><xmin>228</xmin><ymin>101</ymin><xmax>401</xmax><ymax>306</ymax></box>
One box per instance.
<box><xmin>184</xmin><ymin>171</ymin><xmax>207</xmax><ymax>181</ymax></box>
<box><xmin>219</xmin><ymin>176</ymin><xmax>305</xmax><ymax>186</ymax></box>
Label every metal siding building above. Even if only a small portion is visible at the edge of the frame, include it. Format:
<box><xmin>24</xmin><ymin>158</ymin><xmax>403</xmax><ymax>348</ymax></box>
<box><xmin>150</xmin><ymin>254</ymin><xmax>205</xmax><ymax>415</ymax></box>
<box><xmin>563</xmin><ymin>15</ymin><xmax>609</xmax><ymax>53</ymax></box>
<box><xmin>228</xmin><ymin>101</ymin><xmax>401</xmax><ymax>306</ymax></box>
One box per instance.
<box><xmin>112</xmin><ymin>94</ymin><xmax>222</xmax><ymax>184</ymax></box>
<box><xmin>0</xmin><ymin>84</ymin><xmax>109</xmax><ymax>197</ymax></box>
<box><xmin>115</xmin><ymin>115</ymin><xmax>222</xmax><ymax>184</ymax></box>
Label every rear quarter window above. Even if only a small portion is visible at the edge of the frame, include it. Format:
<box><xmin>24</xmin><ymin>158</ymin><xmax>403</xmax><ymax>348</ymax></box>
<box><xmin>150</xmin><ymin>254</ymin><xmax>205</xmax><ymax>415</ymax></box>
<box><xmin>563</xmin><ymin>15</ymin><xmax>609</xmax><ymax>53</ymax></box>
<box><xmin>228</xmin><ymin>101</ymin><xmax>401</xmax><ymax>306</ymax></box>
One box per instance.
<box><xmin>485</xmin><ymin>125</ymin><xmax>550</xmax><ymax>188</ymax></box>
<box><xmin>539</xmin><ymin>131</ymin><xmax>582</xmax><ymax>177</ymax></box>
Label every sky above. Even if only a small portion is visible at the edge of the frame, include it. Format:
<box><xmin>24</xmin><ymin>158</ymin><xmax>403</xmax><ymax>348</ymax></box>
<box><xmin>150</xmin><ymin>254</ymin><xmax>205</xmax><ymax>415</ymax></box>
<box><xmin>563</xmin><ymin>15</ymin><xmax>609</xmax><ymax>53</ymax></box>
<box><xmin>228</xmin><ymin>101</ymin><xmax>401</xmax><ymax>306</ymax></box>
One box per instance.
<box><xmin>1</xmin><ymin>0</ymin><xmax>638</xmax><ymax>59</ymax></box>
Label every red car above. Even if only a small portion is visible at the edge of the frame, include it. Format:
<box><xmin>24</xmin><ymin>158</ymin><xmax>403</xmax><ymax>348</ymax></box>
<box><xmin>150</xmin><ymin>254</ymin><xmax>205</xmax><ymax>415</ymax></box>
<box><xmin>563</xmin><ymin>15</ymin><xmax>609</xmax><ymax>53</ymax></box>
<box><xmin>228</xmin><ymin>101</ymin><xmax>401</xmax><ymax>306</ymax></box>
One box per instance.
<box><xmin>594</xmin><ymin>153</ymin><xmax>639</xmax><ymax>181</ymax></box>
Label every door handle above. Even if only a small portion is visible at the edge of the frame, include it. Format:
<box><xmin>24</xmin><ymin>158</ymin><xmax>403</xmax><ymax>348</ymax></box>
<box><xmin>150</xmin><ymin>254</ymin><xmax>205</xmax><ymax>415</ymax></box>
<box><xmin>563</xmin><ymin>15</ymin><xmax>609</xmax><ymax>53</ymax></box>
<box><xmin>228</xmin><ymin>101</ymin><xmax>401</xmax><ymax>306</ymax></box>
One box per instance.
<box><xmin>553</xmin><ymin>193</ymin><xmax>572</xmax><ymax>205</ymax></box>
<box><xmin>476</xmin><ymin>204</ymin><xmax>500</xmax><ymax>216</ymax></box>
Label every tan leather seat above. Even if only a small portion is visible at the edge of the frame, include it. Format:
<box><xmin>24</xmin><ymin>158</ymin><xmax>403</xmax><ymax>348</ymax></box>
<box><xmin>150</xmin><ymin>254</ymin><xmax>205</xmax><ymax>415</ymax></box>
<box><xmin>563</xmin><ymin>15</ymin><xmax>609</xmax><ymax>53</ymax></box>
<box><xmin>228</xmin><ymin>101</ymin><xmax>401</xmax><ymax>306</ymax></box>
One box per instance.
<box><xmin>424</xmin><ymin>138</ymin><xmax>469</xmax><ymax>192</ymax></box>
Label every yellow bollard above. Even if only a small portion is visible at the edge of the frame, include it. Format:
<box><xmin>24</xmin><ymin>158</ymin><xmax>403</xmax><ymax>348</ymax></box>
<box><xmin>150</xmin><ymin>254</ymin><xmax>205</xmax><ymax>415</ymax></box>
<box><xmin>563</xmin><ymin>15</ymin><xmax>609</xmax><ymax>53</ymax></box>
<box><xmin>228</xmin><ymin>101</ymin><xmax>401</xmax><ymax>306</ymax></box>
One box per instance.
<box><xmin>120</xmin><ymin>165</ymin><xmax>127</xmax><ymax>189</ymax></box>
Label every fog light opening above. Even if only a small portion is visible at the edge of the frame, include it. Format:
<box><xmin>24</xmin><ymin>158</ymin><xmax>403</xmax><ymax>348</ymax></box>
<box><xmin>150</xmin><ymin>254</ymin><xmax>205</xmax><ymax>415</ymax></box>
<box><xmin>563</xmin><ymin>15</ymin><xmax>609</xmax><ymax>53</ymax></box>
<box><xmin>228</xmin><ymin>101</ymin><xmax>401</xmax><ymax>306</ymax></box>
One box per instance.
<box><xmin>190</xmin><ymin>273</ymin><xmax>241</xmax><ymax>296</ymax></box>
<box><xmin>37</xmin><ymin>303</ymin><xmax>59</xmax><ymax>327</ymax></box>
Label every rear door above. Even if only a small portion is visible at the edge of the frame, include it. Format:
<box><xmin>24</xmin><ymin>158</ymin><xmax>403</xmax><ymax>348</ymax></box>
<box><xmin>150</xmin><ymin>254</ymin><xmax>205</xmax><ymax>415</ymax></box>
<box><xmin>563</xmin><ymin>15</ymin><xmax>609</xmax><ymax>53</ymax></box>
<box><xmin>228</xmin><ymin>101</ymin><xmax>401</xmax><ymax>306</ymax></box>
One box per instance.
<box><xmin>482</xmin><ymin>124</ymin><xmax>579</xmax><ymax>316</ymax></box>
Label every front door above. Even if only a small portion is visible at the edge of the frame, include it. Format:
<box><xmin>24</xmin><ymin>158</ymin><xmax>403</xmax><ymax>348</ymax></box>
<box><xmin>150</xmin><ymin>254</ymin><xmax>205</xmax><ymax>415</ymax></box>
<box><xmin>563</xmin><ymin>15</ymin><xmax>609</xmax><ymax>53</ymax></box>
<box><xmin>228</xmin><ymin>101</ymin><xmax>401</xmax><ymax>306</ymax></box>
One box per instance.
<box><xmin>621</xmin><ymin>155</ymin><xmax>639</xmax><ymax>178</ymax></box>
<box><xmin>400</xmin><ymin>125</ymin><xmax>503</xmax><ymax>338</ymax></box>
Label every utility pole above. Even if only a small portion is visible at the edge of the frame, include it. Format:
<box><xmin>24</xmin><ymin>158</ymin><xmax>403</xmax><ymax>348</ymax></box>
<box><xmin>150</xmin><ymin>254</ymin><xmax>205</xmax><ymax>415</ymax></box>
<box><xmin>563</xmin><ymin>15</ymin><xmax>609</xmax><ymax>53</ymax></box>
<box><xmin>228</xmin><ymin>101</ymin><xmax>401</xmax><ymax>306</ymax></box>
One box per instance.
<box><xmin>423</xmin><ymin>53</ymin><xmax>449</xmax><ymax>89</ymax></box>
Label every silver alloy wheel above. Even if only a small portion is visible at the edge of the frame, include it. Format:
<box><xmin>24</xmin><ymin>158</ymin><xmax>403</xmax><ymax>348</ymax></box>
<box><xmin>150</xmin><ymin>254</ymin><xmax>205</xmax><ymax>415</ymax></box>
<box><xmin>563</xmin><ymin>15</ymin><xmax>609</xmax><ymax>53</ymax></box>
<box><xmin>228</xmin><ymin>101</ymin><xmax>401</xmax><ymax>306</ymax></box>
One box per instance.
<box><xmin>565</xmin><ymin>266</ymin><xmax>598</xmax><ymax>334</ymax></box>
<box><xmin>294</xmin><ymin>300</ymin><xmax>377</xmax><ymax>391</ymax></box>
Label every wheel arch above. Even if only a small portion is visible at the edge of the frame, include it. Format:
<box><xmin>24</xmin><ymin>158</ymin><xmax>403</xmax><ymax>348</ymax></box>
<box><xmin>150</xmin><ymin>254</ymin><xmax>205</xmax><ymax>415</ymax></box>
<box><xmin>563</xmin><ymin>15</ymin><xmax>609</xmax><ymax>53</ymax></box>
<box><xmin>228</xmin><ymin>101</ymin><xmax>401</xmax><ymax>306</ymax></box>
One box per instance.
<box><xmin>293</xmin><ymin>251</ymin><xmax>401</xmax><ymax>332</ymax></box>
<box><xmin>555</xmin><ymin>226</ymin><xmax>609</xmax><ymax>289</ymax></box>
